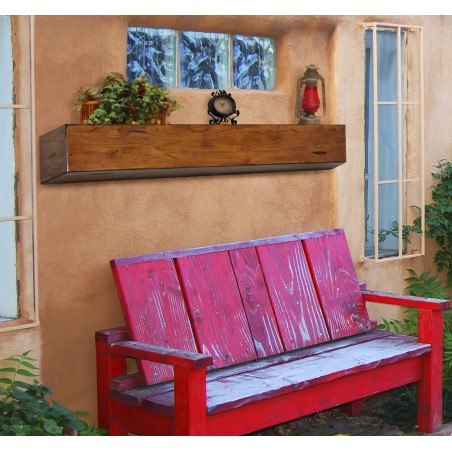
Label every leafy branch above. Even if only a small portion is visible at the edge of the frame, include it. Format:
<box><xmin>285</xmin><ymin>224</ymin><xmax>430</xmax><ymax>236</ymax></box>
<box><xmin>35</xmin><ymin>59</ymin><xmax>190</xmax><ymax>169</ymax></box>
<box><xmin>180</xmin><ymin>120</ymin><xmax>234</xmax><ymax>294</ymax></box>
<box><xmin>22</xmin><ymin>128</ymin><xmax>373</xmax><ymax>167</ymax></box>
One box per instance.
<box><xmin>0</xmin><ymin>351</ymin><xmax>106</xmax><ymax>436</ymax></box>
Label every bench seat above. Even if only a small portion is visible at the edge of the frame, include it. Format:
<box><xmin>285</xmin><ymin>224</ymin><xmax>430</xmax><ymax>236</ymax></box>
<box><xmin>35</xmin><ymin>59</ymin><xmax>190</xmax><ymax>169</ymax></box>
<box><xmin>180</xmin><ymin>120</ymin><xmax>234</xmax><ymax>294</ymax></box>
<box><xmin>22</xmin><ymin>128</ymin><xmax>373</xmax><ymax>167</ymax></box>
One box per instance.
<box><xmin>96</xmin><ymin>228</ymin><xmax>449</xmax><ymax>435</ymax></box>
<box><xmin>112</xmin><ymin>330</ymin><xmax>429</xmax><ymax>416</ymax></box>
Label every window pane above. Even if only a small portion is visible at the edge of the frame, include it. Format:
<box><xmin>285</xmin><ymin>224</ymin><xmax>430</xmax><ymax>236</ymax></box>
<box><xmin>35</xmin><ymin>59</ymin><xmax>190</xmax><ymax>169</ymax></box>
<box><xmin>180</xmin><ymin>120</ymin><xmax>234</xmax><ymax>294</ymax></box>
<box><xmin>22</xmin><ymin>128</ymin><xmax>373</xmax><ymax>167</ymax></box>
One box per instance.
<box><xmin>378</xmin><ymin>104</ymin><xmax>401</xmax><ymax>182</ymax></box>
<box><xmin>0</xmin><ymin>16</ymin><xmax>31</xmax><ymax>106</ymax></box>
<box><xmin>127</xmin><ymin>27</ymin><xmax>177</xmax><ymax>88</ymax></box>
<box><xmin>378</xmin><ymin>183</ymin><xmax>399</xmax><ymax>254</ymax></box>
<box><xmin>374</xmin><ymin>29</ymin><xmax>407</xmax><ymax>103</ymax></box>
<box><xmin>0</xmin><ymin>108</ymin><xmax>15</xmax><ymax>218</ymax></box>
<box><xmin>0</xmin><ymin>220</ymin><xmax>18</xmax><ymax>320</ymax></box>
<box><xmin>180</xmin><ymin>31</ymin><xmax>230</xmax><ymax>89</ymax></box>
<box><xmin>233</xmin><ymin>35</ymin><xmax>276</xmax><ymax>90</ymax></box>
<box><xmin>0</xmin><ymin>15</ymin><xmax>13</xmax><ymax>105</ymax></box>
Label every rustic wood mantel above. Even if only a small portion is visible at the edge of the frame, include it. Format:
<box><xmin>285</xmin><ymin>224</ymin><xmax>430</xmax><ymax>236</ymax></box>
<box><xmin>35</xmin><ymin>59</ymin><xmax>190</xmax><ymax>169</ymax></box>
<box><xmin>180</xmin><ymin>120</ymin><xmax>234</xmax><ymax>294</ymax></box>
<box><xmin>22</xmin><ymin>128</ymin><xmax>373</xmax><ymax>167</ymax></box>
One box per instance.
<box><xmin>39</xmin><ymin>124</ymin><xmax>346</xmax><ymax>184</ymax></box>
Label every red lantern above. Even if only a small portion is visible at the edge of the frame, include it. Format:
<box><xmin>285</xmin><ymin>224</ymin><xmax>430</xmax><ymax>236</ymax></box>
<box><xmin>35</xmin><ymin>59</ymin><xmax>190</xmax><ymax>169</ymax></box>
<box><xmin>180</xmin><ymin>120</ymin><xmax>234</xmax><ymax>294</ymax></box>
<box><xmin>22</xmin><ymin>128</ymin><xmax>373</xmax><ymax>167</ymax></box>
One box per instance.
<box><xmin>295</xmin><ymin>65</ymin><xmax>326</xmax><ymax>125</ymax></box>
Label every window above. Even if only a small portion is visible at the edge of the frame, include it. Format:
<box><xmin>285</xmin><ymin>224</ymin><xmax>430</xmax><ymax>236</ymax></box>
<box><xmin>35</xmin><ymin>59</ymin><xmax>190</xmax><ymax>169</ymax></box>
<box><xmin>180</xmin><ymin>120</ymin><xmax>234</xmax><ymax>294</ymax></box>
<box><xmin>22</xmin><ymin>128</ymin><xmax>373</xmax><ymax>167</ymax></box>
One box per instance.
<box><xmin>363</xmin><ymin>23</ymin><xmax>424</xmax><ymax>261</ymax></box>
<box><xmin>127</xmin><ymin>27</ymin><xmax>276</xmax><ymax>90</ymax></box>
<box><xmin>0</xmin><ymin>15</ymin><xmax>37</xmax><ymax>331</ymax></box>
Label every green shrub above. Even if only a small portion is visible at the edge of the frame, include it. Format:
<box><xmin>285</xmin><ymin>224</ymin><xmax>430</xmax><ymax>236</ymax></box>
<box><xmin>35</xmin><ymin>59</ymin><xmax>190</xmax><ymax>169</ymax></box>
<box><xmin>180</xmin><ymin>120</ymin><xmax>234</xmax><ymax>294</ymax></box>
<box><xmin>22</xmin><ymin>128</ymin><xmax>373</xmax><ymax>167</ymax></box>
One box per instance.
<box><xmin>378</xmin><ymin>269</ymin><xmax>452</xmax><ymax>430</ymax></box>
<box><xmin>0</xmin><ymin>351</ymin><xmax>106</xmax><ymax>436</ymax></box>
<box><xmin>424</xmin><ymin>159</ymin><xmax>452</xmax><ymax>288</ymax></box>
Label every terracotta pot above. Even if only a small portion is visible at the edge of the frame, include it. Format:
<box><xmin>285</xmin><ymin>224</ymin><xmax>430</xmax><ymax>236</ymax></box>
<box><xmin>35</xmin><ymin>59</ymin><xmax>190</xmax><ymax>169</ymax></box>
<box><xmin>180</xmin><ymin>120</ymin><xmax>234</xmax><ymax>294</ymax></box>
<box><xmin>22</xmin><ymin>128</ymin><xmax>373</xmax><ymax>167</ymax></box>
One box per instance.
<box><xmin>146</xmin><ymin>111</ymin><xmax>169</xmax><ymax>125</ymax></box>
<box><xmin>80</xmin><ymin>100</ymin><xmax>100</xmax><ymax>123</ymax></box>
<box><xmin>159</xmin><ymin>111</ymin><xmax>169</xmax><ymax>124</ymax></box>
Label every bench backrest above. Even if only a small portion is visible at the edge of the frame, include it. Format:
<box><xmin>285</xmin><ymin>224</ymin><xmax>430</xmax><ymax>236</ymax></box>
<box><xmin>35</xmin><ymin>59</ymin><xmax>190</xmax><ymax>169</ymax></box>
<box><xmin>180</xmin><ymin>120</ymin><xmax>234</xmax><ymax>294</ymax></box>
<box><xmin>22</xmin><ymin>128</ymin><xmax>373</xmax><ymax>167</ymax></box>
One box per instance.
<box><xmin>111</xmin><ymin>228</ymin><xmax>373</xmax><ymax>385</ymax></box>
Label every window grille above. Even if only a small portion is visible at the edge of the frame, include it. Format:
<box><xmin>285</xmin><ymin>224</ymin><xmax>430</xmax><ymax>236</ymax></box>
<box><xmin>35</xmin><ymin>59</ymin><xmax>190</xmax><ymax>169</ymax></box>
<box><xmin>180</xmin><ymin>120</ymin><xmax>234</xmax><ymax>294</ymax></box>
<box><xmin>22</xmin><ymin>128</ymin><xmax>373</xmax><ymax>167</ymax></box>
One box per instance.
<box><xmin>363</xmin><ymin>22</ymin><xmax>424</xmax><ymax>262</ymax></box>
<box><xmin>0</xmin><ymin>15</ymin><xmax>38</xmax><ymax>331</ymax></box>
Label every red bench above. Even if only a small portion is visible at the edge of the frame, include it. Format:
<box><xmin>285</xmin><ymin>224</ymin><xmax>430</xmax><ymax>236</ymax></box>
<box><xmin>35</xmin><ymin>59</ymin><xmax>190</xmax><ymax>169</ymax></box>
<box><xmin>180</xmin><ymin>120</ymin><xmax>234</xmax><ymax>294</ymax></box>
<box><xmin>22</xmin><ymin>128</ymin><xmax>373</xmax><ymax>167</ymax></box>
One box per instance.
<box><xmin>95</xmin><ymin>228</ymin><xmax>448</xmax><ymax>435</ymax></box>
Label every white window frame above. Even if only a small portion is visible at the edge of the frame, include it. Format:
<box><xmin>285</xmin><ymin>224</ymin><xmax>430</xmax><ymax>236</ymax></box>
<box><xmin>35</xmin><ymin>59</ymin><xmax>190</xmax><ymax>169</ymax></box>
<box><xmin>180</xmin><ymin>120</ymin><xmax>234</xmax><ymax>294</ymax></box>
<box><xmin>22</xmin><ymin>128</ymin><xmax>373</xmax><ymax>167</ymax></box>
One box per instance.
<box><xmin>363</xmin><ymin>22</ymin><xmax>425</xmax><ymax>263</ymax></box>
<box><xmin>0</xmin><ymin>15</ymin><xmax>38</xmax><ymax>332</ymax></box>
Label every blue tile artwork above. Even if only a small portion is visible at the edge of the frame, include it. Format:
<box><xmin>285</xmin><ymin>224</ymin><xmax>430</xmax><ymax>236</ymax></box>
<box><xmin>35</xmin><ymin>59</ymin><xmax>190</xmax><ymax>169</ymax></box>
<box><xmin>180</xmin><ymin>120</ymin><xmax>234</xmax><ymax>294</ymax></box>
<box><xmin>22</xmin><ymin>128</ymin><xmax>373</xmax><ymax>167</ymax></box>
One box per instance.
<box><xmin>127</xmin><ymin>27</ymin><xmax>276</xmax><ymax>90</ymax></box>
<box><xmin>233</xmin><ymin>35</ymin><xmax>276</xmax><ymax>90</ymax></box>
<box><xmin>127</xmin><ymin>27</ymin><xmax>177</xmax><ymax>88</ymax></box>
<box><xmin>180</xmin><ymin>31</ymin><xmax>230</xmax><ymax>89</ymax></box>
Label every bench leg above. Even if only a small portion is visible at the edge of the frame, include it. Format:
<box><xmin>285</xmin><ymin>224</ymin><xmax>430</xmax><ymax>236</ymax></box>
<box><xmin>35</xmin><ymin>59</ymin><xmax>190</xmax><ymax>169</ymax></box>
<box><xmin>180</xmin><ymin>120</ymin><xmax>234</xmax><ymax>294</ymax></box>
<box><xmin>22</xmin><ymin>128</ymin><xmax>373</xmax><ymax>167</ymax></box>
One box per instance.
<box><xmin>96</xmin><ymin>341</ymin><xmax>128</xmax><ymax>434</ymax></box>
<box><xmin>342</xmin><ymin>398</ymin><xmax>365</xmax><ymax>416</ymax></box>
<box><xmin>417</xmin><ymin>309</ymin><xmax>443</xmax><ymax>433</ymax></box>
<box><xmin>108</xmin><ymin>402</ymin><xmax>130</xmax><ymax>436</ymax></box>
<box><xmin>174</xmin><ymin>367</ymin><xmax>208</xmax><ymax>435</ymax></box>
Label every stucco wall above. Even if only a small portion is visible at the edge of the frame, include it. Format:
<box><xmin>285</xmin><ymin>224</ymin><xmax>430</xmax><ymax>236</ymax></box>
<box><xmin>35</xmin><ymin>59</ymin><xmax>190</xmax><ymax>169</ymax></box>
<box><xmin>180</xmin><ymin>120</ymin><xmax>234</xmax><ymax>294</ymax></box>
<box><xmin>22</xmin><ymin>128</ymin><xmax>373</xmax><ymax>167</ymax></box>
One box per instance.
<box><xmin>5</xmin><ymin>15</ymin><xmax>450</xmax><ymax>420</ymax></box>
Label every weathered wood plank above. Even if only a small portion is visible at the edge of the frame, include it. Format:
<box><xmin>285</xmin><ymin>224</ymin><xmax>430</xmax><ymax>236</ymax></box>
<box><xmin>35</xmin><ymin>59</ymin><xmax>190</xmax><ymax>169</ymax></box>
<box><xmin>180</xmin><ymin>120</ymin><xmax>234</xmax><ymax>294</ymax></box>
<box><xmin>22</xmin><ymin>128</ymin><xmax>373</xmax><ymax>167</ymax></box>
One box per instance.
<box><xmin>302</xmin><ymin>230</ymin><xmax>373</xmax><ymax>339</ymax></box>
<box><xmin>110</xmin><ymin>228</ymin><xmax>345</xmax><ymax>267</ymax></box>
<box><xmin>257</xmin><ymin>241</ymin><xmax>330</xmax><ymax>350</ymax></box>
<box><xmin>111</xmin><ymin>259</ymin><xmax>198</xmax><ymax>384</ymax></box>
<box><xmin>363</xmin><ymin>290</ymin><xmax>450</xmax><ymax>310</ymax></box>
<box><xmin>132</xmin><ymin>334</ymin><xmax>429</xmax><ymax>415</ymax></box>
<box><xmin>40</xmin><ymin>124</ymin><xmax>346</xmax><ymax>183</ymax></box>
<box><xmin>204</xmin><ymin>357</ymin><xmax>424</xmax><ymax>435</ymax></box>
<box><xmin>229</xmin><ymin>247</ymin><xmax>284</xmax><ymax>358</ymax></box>
<box><xmin>110</xmin><ymin>341</ymin><xmax>212</xmax><ymax>368</ymax></box>
<box><xmin>205</xmin><ymin>334</ymin><xmax>430</xmax><ymax>414</ymax></box>
<box><xmin>176</xmin><ymin>252</ymin><xmax>257</xmax><ymax>368</ymax></box>
<box><xmin>112</xmin><ymin>330</ymin><xmax>397</xmax><ymax>406</ymax></box>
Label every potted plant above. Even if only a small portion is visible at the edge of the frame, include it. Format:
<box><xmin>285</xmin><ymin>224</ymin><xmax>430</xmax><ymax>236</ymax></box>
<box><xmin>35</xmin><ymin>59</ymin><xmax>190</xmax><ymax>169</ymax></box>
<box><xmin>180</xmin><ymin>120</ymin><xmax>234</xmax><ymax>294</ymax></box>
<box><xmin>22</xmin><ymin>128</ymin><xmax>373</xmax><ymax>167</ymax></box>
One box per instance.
<box><xmin>74</xmin><ymin>86</ymin><xmax>102</xmax><ymax>123</ymax></box>
<box><xmin>75</xmin><ymin>72</ymin><xmax>182</xmax><ymax>125</ymax></box>
<box><xmin>0</xmin><ymin>351</ymin><xmax>106</xmax><ymax>436</ymax></box>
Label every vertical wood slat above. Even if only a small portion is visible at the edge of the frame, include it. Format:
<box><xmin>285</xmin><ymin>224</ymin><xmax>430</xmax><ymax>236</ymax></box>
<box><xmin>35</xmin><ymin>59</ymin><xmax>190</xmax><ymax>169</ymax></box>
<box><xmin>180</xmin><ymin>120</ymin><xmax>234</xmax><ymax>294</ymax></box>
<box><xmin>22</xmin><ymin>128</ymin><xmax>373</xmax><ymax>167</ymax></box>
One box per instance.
<box><xmin>176</xmin><ymin>252</ymin><xmax>258</xmax><ymax>368</ymax></box>
<box><xmin>229</xmin><ymin>247</ymin><xmax>284</xmax><ymax>358</ymax></box>
<box><xmin>302</xmin><ymin>230</ymin><xmax>373</xmax><ymax>340</ymax></box>
<box><xmin>112</xmin><ymin>260</ymin><xmax>198</xmax><ymax>385</ymax></box>
<box><xmin>257</xmin><ymin>241</ymin><xmax>330</xmax><ymax>351</ymax></box>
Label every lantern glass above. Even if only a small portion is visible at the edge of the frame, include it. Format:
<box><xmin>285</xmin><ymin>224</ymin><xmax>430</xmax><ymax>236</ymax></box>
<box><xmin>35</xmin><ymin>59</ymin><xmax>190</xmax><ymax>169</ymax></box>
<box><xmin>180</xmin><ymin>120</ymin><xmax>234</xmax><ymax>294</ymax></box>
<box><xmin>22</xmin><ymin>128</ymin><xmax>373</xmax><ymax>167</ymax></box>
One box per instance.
<box><xmin>295</xmin><ymin>65</ymin><xmax>325</xmax><ymax>124</ymax></box>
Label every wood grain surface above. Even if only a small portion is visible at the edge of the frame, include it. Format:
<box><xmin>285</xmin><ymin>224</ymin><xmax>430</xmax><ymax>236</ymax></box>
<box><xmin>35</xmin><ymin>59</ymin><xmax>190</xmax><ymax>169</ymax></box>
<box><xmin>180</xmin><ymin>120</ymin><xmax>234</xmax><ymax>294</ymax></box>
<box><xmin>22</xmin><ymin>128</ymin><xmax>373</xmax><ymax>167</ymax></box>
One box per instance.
<box><xmin>112</xmin><ymin>259</ymin><xmax>198</xmax><ymax>384</ymax></box>
<box><xmin>40</xmin><ymin>124</ymin><xmax>346</xmax><ymax>182</ymax></box>
<box><xmin>303</xmin><ymin>230</ymin><xmax>373</xmax><ymax>339</ymax></box>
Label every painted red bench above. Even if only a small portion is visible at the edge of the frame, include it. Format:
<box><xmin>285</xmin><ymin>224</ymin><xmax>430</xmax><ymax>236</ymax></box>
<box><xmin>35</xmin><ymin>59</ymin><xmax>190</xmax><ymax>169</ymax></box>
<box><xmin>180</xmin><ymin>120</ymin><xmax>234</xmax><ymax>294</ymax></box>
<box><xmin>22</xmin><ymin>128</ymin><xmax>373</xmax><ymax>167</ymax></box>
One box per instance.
<box><xmin>95</xmin><ymin>228</ymin><xmax>449</xmax><ymax>435</ymax></box>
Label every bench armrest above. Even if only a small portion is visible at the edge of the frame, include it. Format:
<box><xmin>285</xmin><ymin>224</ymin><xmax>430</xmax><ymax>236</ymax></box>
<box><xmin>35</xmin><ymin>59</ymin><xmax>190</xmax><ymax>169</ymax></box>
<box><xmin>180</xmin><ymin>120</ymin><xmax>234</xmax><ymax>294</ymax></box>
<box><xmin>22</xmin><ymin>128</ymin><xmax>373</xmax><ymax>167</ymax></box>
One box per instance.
<box><xmin>108</xmin><ymin>340</ymin><xmax>213</xmax><ymax>370</ymax></box>
<box><xmin>96</xmin><ymin>335</ymin><xmax>212</xmax><ymax>433</ymax></box>
<box><xmin>362</xmin><ymin>290</ymin><xmax>450</xmax><ymax>311</ymax></box>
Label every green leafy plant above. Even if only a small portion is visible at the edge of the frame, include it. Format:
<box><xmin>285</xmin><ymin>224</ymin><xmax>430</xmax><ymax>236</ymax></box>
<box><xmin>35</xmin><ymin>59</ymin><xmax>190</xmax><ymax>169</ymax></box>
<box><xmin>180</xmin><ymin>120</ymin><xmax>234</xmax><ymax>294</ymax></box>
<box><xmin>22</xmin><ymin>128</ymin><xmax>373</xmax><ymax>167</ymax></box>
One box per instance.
<box><xmin>424</xmin><ymin>159</ymin><xmax>452</xmax><ymax>288</ymax></box>
<box><xmin>375</xmin><ymin>218</ymin><xmax>422</xmax><ymax>245</ymax></box>
<box><xmin>375</xmin><ymin>160</ymin><xmax>452</xmax><ymax>430</ymax></box>
<box><xmin>368</xmin><ymin>159</ymin><xmax>452</xmax><ymax>265</ymax></box>
<box><xmin>378</xmin><ymin>270</ymin><xmax>448</xmax><ymax>337</ymax></box>
<box><xmin>0</xmin><ymin>351</ymin><xmax>106</xmax><ymax>436</ymax></box>
<box><xmin>377</xmin><ymin>269</ymin><xmax>452</xmax><ymax>430</ymax></box>
<box><xmin>76</xmin><ymin>72</ymin><xmax>182</xmax><ymax>125</ymax></box>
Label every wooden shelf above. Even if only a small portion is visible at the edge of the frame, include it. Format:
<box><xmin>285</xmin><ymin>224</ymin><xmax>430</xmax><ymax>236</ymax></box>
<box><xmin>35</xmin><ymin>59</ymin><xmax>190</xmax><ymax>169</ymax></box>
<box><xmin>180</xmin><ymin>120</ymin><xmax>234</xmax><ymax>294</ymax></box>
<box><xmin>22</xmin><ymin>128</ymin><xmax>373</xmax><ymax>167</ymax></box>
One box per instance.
<box><xmin>39</xmin><ymin>124</ymin><xmax>346</xmax><ymax>184</ymax></box>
